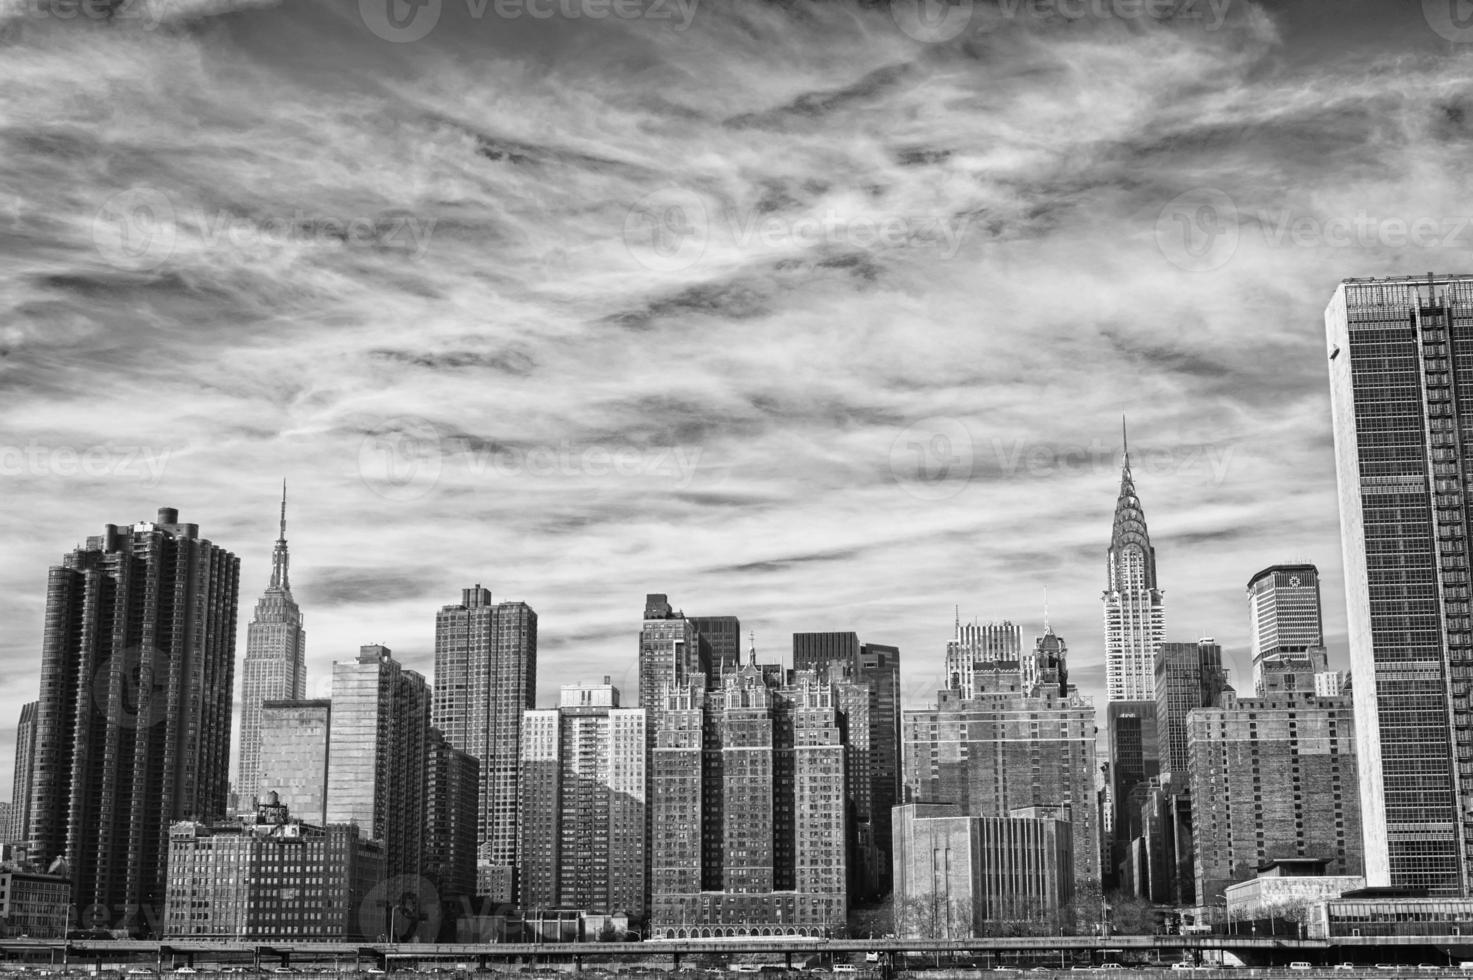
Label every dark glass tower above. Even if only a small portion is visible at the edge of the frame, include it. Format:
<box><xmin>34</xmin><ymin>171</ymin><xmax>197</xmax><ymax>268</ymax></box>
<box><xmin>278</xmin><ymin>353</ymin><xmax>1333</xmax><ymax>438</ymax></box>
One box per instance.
<box><xmin>1328</xmin><ymin>274</ymin><xmax>1473</xmax><ymax>894</ymax></box>
<box><xmin>28</xmin><ymin>509</ymin><xmax>240</xmax><ymax>936</ymax></box>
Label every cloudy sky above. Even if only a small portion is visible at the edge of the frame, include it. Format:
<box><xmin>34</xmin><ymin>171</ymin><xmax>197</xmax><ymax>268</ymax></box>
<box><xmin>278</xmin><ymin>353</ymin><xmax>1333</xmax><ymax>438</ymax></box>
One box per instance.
<box><xmin>2</xmin><ymin>0</ymin><xmax>1471</xmax><ymax>798</ymax></box>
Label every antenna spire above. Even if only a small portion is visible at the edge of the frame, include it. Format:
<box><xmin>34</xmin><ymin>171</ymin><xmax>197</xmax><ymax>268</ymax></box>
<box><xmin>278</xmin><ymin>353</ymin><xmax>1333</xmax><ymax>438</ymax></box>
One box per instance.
<box><xmin>1122</xmin><ymin>413</ymin><xmax>1129</xmax><ymax>462</ymax></box>
<box><xmin>270</xmin><ymin>480</ymin><xmax>291</xmax><ymax>592</ymax></box>
<box><xmin>1044</xmin><ymin>587</ymin><xmax>1051</xmax><ymax>632</ymax></box>
<box><xmin>279</xmin><ymin>479</ymin><xmax>288</xmax><ymax>542</ymax></box>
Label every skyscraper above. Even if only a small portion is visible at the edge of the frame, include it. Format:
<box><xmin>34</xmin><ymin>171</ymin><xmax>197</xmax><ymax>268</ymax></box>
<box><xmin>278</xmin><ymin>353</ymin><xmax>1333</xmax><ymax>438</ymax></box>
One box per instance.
<box><xmin>237</xmin><ymin>485</ymin><xmax>306</xmax><ymax>811</ymax></box>
<box><xmin>944</xmin><ymin>619</ymin><xmax>1022</xmax><ymax>700</ymax></box>
<box><xmin>903</xmin><ymin>623</ymin><xmax>1100</xmax><ymax>893</ymax></box>
<box><xmin>424</xmin><ymin>728</ymin><xmax>480</xmax><ymax>926</ymax></box>
<box><xmin>257</xmin><ymin>699</ymin><xmax>331</xmax><ymax>826</ymax></box>
<box><xmin>432</xmin><ymin>586</ymin><xmax>538</xmax><ymax>902</ymax></box>
<box><xmin>692</xmin><ymin>616</ymin><xmax>743</xmax><ymax>680</ymax></box>
<box><xmin>325</xmin><ymin>644</ymin><xmax>431</xmax><ymax>886</ymax></box>
<box><xmin>519</xmin><ymin>679</ymin><xmax>646</xmax><ymax>916</ymax></box>
<box><xmin>9</xmin><ymin>701</ymin><xmax>37</xmax><ymax>846</ymax></box>
<box><xmin>1327</xmin><ymin>274</ymin><xmax>1473</xmax><ymax>894</ymax></box>
<box><xmin>1246</xmin><ymin>564</ymin><xmax>1325</xmax><ymax>696</ymax></box>
<box><xmin>1154</xmin><ymin>639</ymin><xmax>1228</xmax><ymax>787</ymax></box>
<box><xmin>1103</xmin><ymin>426</ymin><xmax>1165</xmax><ymax>702</ymax></box>
<box><xmin>27</xmin><ymin>509</ymin><xmax>240</xmax><ymax>936</ymax></box>
<box><xmin>1106</xmin><ymin>700</ymin><xmax>1159</xmax><ymax>880</ymax></box>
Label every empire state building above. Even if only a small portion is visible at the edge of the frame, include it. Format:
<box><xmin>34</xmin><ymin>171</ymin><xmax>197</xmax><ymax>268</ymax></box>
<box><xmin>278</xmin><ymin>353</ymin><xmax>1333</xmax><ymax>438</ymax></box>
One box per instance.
<box><xmin>1102</xmin><ymin>425</ymin><xmax>1165</xmax><ymax>701</ymax></box>
<box><xmin>236</xmin><ymin>483</ymin><xmax>306</xmax><ymax>809</ymax></box>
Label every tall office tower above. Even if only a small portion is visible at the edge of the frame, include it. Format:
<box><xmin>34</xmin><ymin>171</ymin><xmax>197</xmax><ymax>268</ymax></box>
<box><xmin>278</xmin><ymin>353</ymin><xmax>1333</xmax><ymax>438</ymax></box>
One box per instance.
<box><xmin>9</xmin><ymin>701</ymin><xmax>37</xmax><ymax>846</ymax></box>
<box><xmin>432</xmin><ymin>586</ymin><xmax>538</xmax><ymax>903</ymax></box>
<box><xmin>858</xmin><ymin>641</ymin><xmax>902</xmax><ymax>898</ymax></box>
<box><xmin>648</xmin><ymin>661</ymin><xmax>847</xmax><ymax>937</ymax></box>
<box><xmin>1028</xmin><ymin>626</ymin><xmax>1069</xmax><ymax>697</ymax></box>
<box><xmin>1328</xmin><ymin>276</ymin><xmax>1473</xmax><ymax>894</ymax></box>
<box><xmin>425</xmin><ymin>728</ymin><xmax>480</xmax><ymax>928</ymax></box>
<box><xmin>1103</xmin><ymin>427</ymin><xmax>1166</xmax><ymax>701</ymax></box>
<box><xmin>237</xmin><ymin>486</ymin><xmax>306</xmax><ymax>812</ymax></box>
<box><xmin>326</xmin><ymin>645</ymin><xmax>431</xmax><ymax>890</ymax></box>
<box><xmin>1106</xmin><ymin>700</ymin><xmax>1160</xmax><ymax>879</ymax></box>
<box><xmin>902</xmin><ymin>634</ymin><xmax>1100</xmax><ymax>894</ymax></box>
<box><xmin>944</xmin><ymin>619</ymin><xmax>1022</xmax><ymax>700</ymax></box>
<box><xmin>793</xmin><ymin>632</ymin><xmax>861</xmax><ymax>672</ymax></box>
<box><xmin>518</xmin><ymin>679</ymin><xmax>647</xmax><ymax>915</ymax></box>
<box><xmin>1187</xmin><ymin>659</ymin><xmax>1363</xmax><ymax>905</ymax></box>
<box><xmin>1154</xmin><ymin>639</ymin><xmax>1227</xmax><ymax>787</ymax></box>
<box><xmin>257</xmin><ymin>699</ymin><xmax>331</xmax><ymax>825</ymax></box>
<box><xmin>27</xmin><ymin>508</ymin><xmax>240</xmax><ymax>936</ymax></box>
<box><xmin>1246</xmin><ymin>564</ymin><xmax>1325</xmax><ymax>696</ymax></box>
<box><xmin>691</xmin><ymin>616</ymin><xmax>742</xmax><ymax>680</ymax></box>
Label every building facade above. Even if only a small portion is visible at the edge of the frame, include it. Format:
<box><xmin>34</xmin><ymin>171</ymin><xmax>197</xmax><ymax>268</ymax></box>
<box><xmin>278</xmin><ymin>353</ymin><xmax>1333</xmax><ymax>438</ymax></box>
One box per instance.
<box><xmin>1103</xmin><ymin>432</ymin><xmax>1166</xmax><ymax>702</ymax></box>
<box><xmin>0</xmin><ymin>867</ymin><xmax>71</xmax><ymax>939</ymax></box>
<box><xmin>902</xmin><ymin>646</ymin><xmax>1100</xmax><ymax>893</ymax></box>
<box><xmin>9</xmin><ymin>701</ymin><xmax>36</xmax><ymax>847</ymax></box>
<box><xmin>163</xmin><ymin>797</ymin><xmax>384</xmax><ymax>940</ymax></box>
<box><xmin>424</xmin><ymin>728</ymin><xmax>479</xmax><ymax>930</ymax></box>
<box><xmin>1106</xmin><ymin>699</ymin><xmax>1159</xmax><ymax>882</ymax></box>
<box><xmin>27</xmin><ymin>509</ymin><xmax>240</xmax><ymax>936</ymax></box>
<box><xmin>649</xmin><ymin>661</ymin><xmax>847</xmax><ymax>937</ymax></box>
<box><xmin>431</xmin><ymin>586</ymin><xmax>537</xmax><ymax>903</ymax></box>
<box><xmin>325</xmin><ymin>645</ymin><xmax>430</xmax><ymax>887</ymax></box>
<box><xmin>1187</xmin><ymin>678</ymin><xmax>1364</xmax><ymax>905</ymax></box>
<box><xmin>944</xmin><ymin>620</ymin><xmax>1022</xmax><ymax>701</ymax></box>
<box><xmin>518</xmin><ymin>680</ymin><xmax>646</xmax><ymax>916</ymax></box>
<box><xmin>257</xmin><ymin>699</ymin><xmax>331</xmax><ymax>826</ymax></box>
<box><xmin>1155</xmin><ymin>639</ymin><xmax>1228</xmax><ymax>787</ymax></box>
<box><xmin>1326</xmin><ymin>274</ymin><xmax>1473</xmax><ymax>894</ymax></box>
<box><xmin>893</xmin><ymin>803</ymin><xmax>1073</xmax><ymax>938</ymax></box>
<box><xmin>236</xmin><ymin>486</ymin><xmax>306</xmax><ymax>814</ymax></box>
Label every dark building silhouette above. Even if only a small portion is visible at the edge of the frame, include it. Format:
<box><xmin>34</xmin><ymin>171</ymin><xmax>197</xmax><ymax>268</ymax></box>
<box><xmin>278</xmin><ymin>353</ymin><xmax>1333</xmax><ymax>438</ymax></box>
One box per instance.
<box><xmin>28</xmin><ymin>508</ymin><xmax>240</xmax><ymax>936</ymax></box>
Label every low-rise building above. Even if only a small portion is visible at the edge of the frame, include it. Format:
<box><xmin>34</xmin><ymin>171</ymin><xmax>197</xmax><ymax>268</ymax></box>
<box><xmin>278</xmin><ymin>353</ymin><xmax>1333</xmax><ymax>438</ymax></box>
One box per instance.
<box><xmin>0</xmin><ymin>865</ymin><xmax>70</xmax><ymax>938</ymax></box>
<box><xmin>1306</xmin><ymin>891</ymin><xmax>1473</xmax><ymax>939</ymax></box>
<box><xmin>893</xmin><ymin>802</ymin><xmax>1073</xmax><ymax>938</ymax></box>
<box><xmin>164</xmin><ymin>795</ymin><xmax>384</xmax><ymax>940</ymax></box>
<box><xmin>1225</xmin><ymin>858</ymin><xmax>1364</xmax><ymax>927</ymax></box>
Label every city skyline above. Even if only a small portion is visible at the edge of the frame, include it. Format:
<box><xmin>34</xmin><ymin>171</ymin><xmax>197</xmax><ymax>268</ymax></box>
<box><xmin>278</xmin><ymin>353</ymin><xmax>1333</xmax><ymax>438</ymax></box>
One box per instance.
<box><xmin>5</xmin><ymin>0</ymin><xmax>1472</xmax><ymax>805</ymax></box>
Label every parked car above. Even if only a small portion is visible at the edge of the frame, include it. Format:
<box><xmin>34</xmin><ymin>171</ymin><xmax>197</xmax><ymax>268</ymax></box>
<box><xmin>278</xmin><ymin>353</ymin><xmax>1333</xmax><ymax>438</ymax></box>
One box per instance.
<box><xmin>1289</xmin><ymin>964</ymin><xmax>1313</xmax><ymax>972</ymax></box>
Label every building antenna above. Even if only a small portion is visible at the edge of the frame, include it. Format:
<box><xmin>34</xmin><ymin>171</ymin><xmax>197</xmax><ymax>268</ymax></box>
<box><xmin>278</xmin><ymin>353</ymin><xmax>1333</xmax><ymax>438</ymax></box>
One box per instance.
<box><xmin>1043</xmin><ymin>587</ymin><xmax>1051</xmax><ymax>632</ymax></box>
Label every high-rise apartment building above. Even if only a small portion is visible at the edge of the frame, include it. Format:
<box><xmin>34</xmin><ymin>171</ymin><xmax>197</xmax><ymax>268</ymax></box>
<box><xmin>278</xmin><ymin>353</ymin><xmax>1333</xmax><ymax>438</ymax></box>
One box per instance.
<box><xmin>325</xmin><ymin>645</ymin><xmax>430</xmax><ymax>887</ymax></box>
<box><xmin>1155</xmin><ymin>639</ymin><xmax>1228</xmax><ymax>787</ymax></box>
<box><xmin>257</xmin><ymin>699</ymin><xmax>331</xmax><ymax>825</ymax></box>
<box><xmin>236</xmin><ymin>486</ymin><xmax>306</xmax><ymax>813</ymax></box>
<box><xmin>640</xmin><ymin>595</ymin><xmax>704</xmax><ymax>739</ymax></box>
<box><xmin>1103</xmin><ymin>430</ymin><xmax>1166</xmax><ymax>701</ymax></box>
<box><xmin>1246</xmin><ymin>564</ymin><xmax>1325</xmax><ymax>696</ymax></box>
<box><xmin>648</xmin><ymin>660</ymin><xmax>847</xmax><ymax>937</ymax></box>
<box><xmin>27</xmin><ymin>509</ymin><xmax>240</xmax><ymax>936</ymax></box>
<box><xmin>1326</xmin><ymin>274</ymin><xmax>1473</xmax><ymax>894</ymax></box>
<box><xmin>9</xmin><ymin>701</ymin><xmax>37</xmax><ymax>846</ymax></box>
<box><xmin>1187</xmin><ymin>660</ymin><xmax>1363</xmax><ymax>905</ymax></box>
<box><xmin>432</xmin><ymin>586</ymin><xmax>537</xmax><ymax>902</ymax></box>
<box><xmin>944</xmin><ymin>620</ymin><xmax>1022</xmax><ymax>700</ymax></box>
<box><xmin>519</xmin><ymin>679</ymin><xmax>646</xmax><ymax>916</ymax></box>
<box><xmin>903</xmin><ymin>628</ymin><xmax>1100</xmax><ymax>892</ymax></box>
<box><xmin>793</xmin><ymin>632</ymin><xmax>861</xmax><ymax>673</ymax></box>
